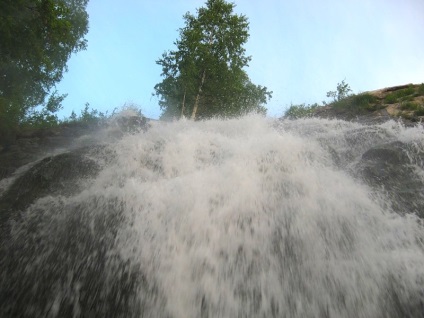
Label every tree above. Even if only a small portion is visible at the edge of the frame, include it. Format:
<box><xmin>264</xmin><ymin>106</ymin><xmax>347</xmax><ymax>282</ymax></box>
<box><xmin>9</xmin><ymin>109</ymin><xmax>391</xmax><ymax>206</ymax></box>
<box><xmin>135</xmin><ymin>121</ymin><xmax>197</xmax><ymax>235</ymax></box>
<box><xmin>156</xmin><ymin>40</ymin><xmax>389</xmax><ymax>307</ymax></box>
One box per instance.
<box><xmin>0</xmin><ymin>0</ymin><xmax>89</xmax><ymax>138</ymax></box>
<box><xmin>326</xmin><ymin>79</ymin><xmax>352</xmax><ymax>102</ymax></box>
<box><xmin>154</xmin><ymin>0</ymin><xmax>272</xmax><ymax>120</ymax></box>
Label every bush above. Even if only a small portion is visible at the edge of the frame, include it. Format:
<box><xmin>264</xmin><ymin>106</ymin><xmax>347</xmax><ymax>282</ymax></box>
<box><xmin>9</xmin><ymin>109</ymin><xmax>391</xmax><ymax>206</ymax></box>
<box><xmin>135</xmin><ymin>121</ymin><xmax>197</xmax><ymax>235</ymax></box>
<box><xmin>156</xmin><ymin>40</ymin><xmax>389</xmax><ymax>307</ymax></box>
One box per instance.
<box><xmin>63</xmin><ymin>103</ymin><xmax>108</xmax><ymax>126</ymax></box>
<box><xmin>400</xmin><ymin>101</ymin><xmax>419</xmax><ymax>111</ymax></box>
<box><xmin>399</xmin><ymin>101</ymin><xmax>424</xmax><ymax>118</ymax></box>
<box><xmin>385</xmin><ymin>86</ymin><xmax>416</xmax><ymax>104</ymax></box>
<box><xmin>330</xmin><ymin>93</ymin><xmax>379</xmax><ymax>111</ymax></box>
<box><xmin>415</xmin><ymin>106</ymin><xmax>424</xmax><ymax>116</ymax></box>
<box><xmin>20</xmin><ymin>109</ymin><xmax>60</xmax><ymax>129</ymax></box>
<box><xmin>326</xmin><ymin>80</ymin><xmax>352</xmax><ymax>102</ymax></box>
<box><xmin>384</xmin><ymin>94</ymin><xmax>397</xmax><ymax>104</ymax></box>
<box><xmin>417</xmin><ymin>83</ymin><xmax>424</xmax><ymax>95</ymax></box>
<box><xmin>351</xmin><ymin>93</ymin><xmax>380</xmax><ymax>110</ymax></box>
<box><xmin>285</xmin><ymin>103</ymin><xmax>319</xmax><ymax>119</ymax></box>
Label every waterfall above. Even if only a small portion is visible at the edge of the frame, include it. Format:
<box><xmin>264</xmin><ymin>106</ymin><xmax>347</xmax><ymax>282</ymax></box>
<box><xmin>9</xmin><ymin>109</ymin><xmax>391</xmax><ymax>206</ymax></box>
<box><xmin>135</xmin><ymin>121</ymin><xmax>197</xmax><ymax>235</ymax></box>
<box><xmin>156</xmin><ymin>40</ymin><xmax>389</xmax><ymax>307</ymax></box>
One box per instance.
<box><xmin>1</xmin><ymin>115</ymin><xmax>423</xmax><ymax>317</ymax></box>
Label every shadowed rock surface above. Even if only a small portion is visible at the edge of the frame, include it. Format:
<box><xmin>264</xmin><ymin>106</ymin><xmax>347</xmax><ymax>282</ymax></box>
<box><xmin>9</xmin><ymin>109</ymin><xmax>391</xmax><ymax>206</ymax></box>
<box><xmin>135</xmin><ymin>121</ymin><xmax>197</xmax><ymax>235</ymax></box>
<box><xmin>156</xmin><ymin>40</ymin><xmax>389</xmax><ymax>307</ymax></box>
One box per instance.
<box><xmin>0</xmin><ymin>115</ymin><xmax>159</xmax><ymax>317</ymax></box>
<box><xmin>357</xmin><ymin>141</ymin><xmax>424</xmax><ymax>218</ymax></box>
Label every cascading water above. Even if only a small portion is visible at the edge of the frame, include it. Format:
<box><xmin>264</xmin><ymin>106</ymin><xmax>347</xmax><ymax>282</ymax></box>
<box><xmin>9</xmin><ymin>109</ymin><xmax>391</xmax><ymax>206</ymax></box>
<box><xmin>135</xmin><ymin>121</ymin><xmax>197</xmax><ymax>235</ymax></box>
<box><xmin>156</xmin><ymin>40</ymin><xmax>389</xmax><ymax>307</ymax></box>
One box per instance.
<box><xmin>1</xmin><ymin>115</ymin><xmax>423</xmax><ymax>317</ymax></box>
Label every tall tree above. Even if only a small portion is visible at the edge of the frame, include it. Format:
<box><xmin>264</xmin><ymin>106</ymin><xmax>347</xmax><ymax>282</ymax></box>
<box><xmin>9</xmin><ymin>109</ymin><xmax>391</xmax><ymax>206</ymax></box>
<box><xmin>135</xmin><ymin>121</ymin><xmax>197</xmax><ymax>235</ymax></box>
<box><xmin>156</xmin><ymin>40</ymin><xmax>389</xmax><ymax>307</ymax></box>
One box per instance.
<box><xmin>154</xmin><ymin>0</ymin><xmax>272</xmax><ymax>120</ymax></box>
<box><xmin>0</xmin><ymin>0</ymin><xmax>89</xmax><ymax>137</ymax></box>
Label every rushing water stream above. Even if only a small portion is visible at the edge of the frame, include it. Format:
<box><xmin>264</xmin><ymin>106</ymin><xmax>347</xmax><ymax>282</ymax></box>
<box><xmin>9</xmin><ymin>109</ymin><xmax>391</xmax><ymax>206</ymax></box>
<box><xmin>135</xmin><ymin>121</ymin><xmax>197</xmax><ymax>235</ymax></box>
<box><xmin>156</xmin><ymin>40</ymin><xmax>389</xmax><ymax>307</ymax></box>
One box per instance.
<box><xmin>1</xmin><ymin>115</ymin><xmax>424</xmax><ymax>317</ymax></box>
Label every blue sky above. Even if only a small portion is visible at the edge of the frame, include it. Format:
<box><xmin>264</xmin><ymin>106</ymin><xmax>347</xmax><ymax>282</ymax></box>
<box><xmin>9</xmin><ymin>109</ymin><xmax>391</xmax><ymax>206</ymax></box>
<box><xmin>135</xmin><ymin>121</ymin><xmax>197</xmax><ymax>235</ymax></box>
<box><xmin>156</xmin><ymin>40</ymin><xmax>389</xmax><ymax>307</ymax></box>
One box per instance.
<box><xmin>56</xmin><ymin>0</ymin><xmax>424</xmax><ymax>119</ymax></box>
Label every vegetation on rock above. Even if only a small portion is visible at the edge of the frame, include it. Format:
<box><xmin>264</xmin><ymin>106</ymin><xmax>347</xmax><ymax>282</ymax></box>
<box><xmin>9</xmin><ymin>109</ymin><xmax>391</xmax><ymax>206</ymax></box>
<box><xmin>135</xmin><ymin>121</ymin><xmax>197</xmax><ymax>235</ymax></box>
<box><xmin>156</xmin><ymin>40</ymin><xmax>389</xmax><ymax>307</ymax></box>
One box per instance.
<box><xmin>284</xmin><ymin>81</ymin><xmax>424</xmax><ymax>122</ymax></box>
<box><xmin>284</xmin><ymin>103</ymin><xmax>319</xmax><ymax>119</ymax></box>
<box><xmin>325</xmin><ymin>79</ymin><xmax>353</xmax><ymax>102</ymax></box>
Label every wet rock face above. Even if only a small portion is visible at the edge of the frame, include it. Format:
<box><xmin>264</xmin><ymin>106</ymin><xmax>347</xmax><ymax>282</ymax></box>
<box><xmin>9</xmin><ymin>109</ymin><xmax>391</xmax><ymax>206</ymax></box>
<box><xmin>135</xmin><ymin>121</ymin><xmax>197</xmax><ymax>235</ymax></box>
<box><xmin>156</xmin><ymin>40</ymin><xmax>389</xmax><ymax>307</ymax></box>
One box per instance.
<box><xmin>0</xmin><ymin>115</ymin><xmax>151</xmax><ymax>181</ymax></box>
<box><xmin>0</xmin><ymin>145</ymin><xmax>156</xmax><ymax>318</ymax></box>
<box><xmin>0</xmin><ymin>146</ymin><xmax>103</xmax><ymax>236</ymax></box>
<box><xmin>0</xmin><ymin>123</ymin><xmax>98</xmax><ymax>181</ymax></box>
<box><xmin>0</xmin><ymin>116</ymin><xmax>157</xmax><ymax>317</ymax></box>
<box><xmin>357</xmin><ymin>141</ymin><xmax>424</xmax><ymax>217</ymax></box>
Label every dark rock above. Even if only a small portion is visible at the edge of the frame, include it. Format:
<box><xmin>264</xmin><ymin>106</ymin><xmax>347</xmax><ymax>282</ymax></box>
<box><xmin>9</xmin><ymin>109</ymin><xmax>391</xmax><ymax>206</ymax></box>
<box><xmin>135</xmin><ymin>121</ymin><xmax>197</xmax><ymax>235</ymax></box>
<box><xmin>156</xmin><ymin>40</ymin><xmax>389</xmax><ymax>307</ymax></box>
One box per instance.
<box><xmin>1</xmin><ymin>147</ymin><xmax>100</xmax><ymax>215</ymax></box>
<box><xmin>361</xmin><ymin>141</ymin><xmax>409</xmax><ymax>165</ymax></box>
<box><xmin>0</xmin><ymin>143</ymin><xmax>157</xmax><ymax>317</ymax></box>
<box><xmin>0</xmin><ymin>125</ymin><xmax>97</xmax><ymax>182</ymax></box>
<box><xmin>0</xmin><ymin>115</ymin><xmax>151</xmax><ymax>182</ymax></box>
<box><xmin>357</xmin><ymin>141</ymin><xmax>424</xmax><ymax>217</ymax></box>
<box><xmin>0</xmin><ymin>113</ymin><xmax>159</xmax><ymax>317</ymax></box>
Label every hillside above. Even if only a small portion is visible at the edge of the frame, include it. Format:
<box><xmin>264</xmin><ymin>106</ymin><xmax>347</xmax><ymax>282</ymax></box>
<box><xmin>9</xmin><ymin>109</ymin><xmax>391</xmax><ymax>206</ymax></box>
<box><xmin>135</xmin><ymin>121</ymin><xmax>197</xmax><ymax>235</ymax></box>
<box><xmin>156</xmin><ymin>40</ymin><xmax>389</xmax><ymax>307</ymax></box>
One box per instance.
<box><xmin>312</xmin><ymin>83</ymin><xmax>424</xmax><ymax>124</ymax></box>
<box><xmin>283</xmin><ymin>83</ymin><xmax>424</xmax><ymax>124</ymax></box>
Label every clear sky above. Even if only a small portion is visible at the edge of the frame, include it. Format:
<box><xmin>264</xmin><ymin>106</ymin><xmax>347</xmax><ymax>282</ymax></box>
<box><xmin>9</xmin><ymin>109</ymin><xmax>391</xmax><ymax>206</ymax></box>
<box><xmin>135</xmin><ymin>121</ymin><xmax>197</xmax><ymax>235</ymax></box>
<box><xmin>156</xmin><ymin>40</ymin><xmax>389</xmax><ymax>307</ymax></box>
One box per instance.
<box><xmin>56</xmin><ymin>0</ymin><xmax>424</xmax><ymax>120</ymax></box>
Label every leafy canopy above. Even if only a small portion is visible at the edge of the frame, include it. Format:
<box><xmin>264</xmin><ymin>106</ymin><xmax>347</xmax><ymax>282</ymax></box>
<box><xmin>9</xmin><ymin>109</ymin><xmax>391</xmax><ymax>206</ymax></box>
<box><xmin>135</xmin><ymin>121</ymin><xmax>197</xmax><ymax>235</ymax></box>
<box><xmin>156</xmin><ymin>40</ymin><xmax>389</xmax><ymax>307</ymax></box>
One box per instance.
<box><xmin>0</xmin><ymin>0</ymin><xmax>89</xmax><ymax>137</ymax></box>
<box><xmin>154</xmin><ymin>0</ymin><xmax>272</xmax><ymax>120</ymax></box>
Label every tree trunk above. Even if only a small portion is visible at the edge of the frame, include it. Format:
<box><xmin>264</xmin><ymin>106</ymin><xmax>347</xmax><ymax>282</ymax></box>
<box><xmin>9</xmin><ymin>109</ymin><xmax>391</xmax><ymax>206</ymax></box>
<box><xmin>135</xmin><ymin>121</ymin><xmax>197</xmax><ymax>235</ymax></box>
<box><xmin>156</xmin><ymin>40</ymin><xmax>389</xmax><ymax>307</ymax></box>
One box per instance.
<box><xmin>191</xmin><ymin>70</ymin><xmax>206</xmax><ymax>120</ymax></box>
<box><xmin>180</xmin><ymin>88</ymin><xmax>186</xmax><ymax>119</ymax></box>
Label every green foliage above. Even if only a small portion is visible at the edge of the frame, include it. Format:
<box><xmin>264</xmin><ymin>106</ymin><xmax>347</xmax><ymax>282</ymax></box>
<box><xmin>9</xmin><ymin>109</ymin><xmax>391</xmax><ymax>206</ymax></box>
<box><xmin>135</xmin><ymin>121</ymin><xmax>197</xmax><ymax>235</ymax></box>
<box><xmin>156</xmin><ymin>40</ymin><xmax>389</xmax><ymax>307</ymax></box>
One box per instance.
<box><xmin>331</xmin><ymin>93</ymin><xmax>380</xmax><ymax>111</ymax></box>
<box><xmin>384</xmin><ymin>94</ymin><xmax>397</xmax><ymax>104</ymax></box>
<box><xmin>20</xmin><ymin>109</ymin><xmax>60</xmax><ymax>129</ymax></box>
<box><xmin>400</xmin><ymin>101</ymin><xmax>419</xmax><ymax>111</ymax></box>
<box><xmin>0</xmin><ymin>0</ymin><xmax>89</xmax><ymax>141</ymax></box>
<box><xmin>398</xmin><ymin>107</ymin><xmax>424</xmax><ymax>120</ymax></box>
<box><xmin>399</xmin><ymin>85</ymin><xmax>415</xmax><ymax>97</ymax></box>
<box><xmin>63</xmin><ymin>103</ymin><xmax>146</xmax><ymax>127</ymax></box>
<box><xmin>415</xmin><ymin>106</ymin><xmax>424</xmax><ymax>116</ymax></box>
<box><xmin>79</xmin><ymin>103</ymin><xmax>102</xmax><ymax>123</ymax></box>
<box><xmin>326</xmin><ymin>80</ymin><xmax>352</xmax><ymax>102</ymax></box>
<box><xmin>418</xmin><ymin>83</ymin><xmax>424</xmax><ymax>95</ymax></box>
<box><xmin>284</xmin><ymin>81</ymin><xmax>382</xmax><ymax>119</ymax></box>
<box><xmin>324</xmin><ymin>79</ymin><xmax>380</xmax><ymax>112</ymax></box>
<box><xmin>399</xmin><ymin>101</ymin><xmax>424</xmax><ymax>118</ymax></box>
<box><xmin>384</xmin><ymin>85</ymin><xmax>415</xmax><ymax>104</ymax></box>
<box><xmin>350</xmin><ymin>93</ymin><xmax>380</xmax><ymax>111</ymax></box>
<box><xmin>155</xmin><ymin>0</ymin><xmax>272</xmax><ymax>120</ymax></box>
<box><xmin>64</xmin><ymin>103</ymin><xmax>108</xmax><ymax>125</ymax></box>
<box><xmin>45</xmin><ymin>91</ymin><xmax>68</xmax><ymax>113</ymax></box>
<box><xmin>19</xmin><ymin>102</ymin><xmax>109</xmax><ymax>130</ymax></box>
<box><xmin>284</xmin><ymin>81</ymin><xmax>424</xmax><ymax>121</ymax></box>
<box><xmin>285</xmin><ymin>103</ymin><xmax>318</xmax><ymax>119</ymax></box>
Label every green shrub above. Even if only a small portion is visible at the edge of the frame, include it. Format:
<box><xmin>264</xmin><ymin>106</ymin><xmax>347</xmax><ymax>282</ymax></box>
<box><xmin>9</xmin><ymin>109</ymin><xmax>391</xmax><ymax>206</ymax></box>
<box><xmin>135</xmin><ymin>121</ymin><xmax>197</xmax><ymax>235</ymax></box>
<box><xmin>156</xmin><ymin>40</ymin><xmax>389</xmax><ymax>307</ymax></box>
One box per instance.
<box><xmin>331</xmin><ymin>93</ymin><xmax>379</xmax><ymax>111</ymax></box>
<box><xmin>400</xmin><ymin>101</ymin><xmax>419</xmax><ymax>111</ymax></box>
<box><xmin>384</xmin><ymin>86</ymin><xmax>415</xmax><ymax>104</ymax></box>
<box><xmin>326</xmin><ymin>80</ymin><xmax>352</xmax><ymax>102</ymax></box>
<box><xmin>63</xmin><ymin>103</ymin><xmax>108</xmax><ymax>125</ymax></box>
<box><xmin>415</xmin><ymin>106</ymin><xmax>424</xmax><ymax>116</ymax></box>
<box><xmin>399</xmin><ymin>101</ymin><xmax>424</xmax><ymax>118</ymax></box>
<box><xmin>417</xmin><ymin>83</ymin><xmax>424</xmax><ymax>95</ymax></box>
<box><xmin>20</xmin><ymin>109</ymin><xmax>60</xmax><ymax>129</ymax></box>
<box><xmin>351</xmin><ymin>93</ymin><xmax>380</xmax><ymax>110</ymax></box>
<box><xmin>285</xmin><ymin>103</ymin><xmax>319</xmax><ymax>119</ymax></box>
<box><xmin>400</xmin><ymin>85</ymin><xmax>415</xmax><ymax>97</ymax></box>
<box><xmin>384</xmin><ymin>93</ymin><xmax>397</xmax><ymax>104</ymax></box>
<box><xmin>331</xmin><ymin>98</ymin><xmax>348</xmax><ymax>109</ymax></box>
<box><xmin>384</xmin><ymin>87</ymin><xmax>415</xmax><ymax>104</ymax></box>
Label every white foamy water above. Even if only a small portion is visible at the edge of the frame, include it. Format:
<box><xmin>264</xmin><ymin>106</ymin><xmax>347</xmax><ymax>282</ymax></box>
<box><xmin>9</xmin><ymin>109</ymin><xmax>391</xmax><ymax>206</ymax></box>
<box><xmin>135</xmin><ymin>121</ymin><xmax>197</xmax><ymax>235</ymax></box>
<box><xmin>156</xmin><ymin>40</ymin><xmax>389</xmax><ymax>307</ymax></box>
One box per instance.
<box><xmin>2</xmin><ymin>115</ymin><xmax>424</xmax><ymax>317</ymax></box>
<box><xmin>85</xmin><ymin>115</ymin><xmax>423</xmax><ymax>317</ymax></box>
